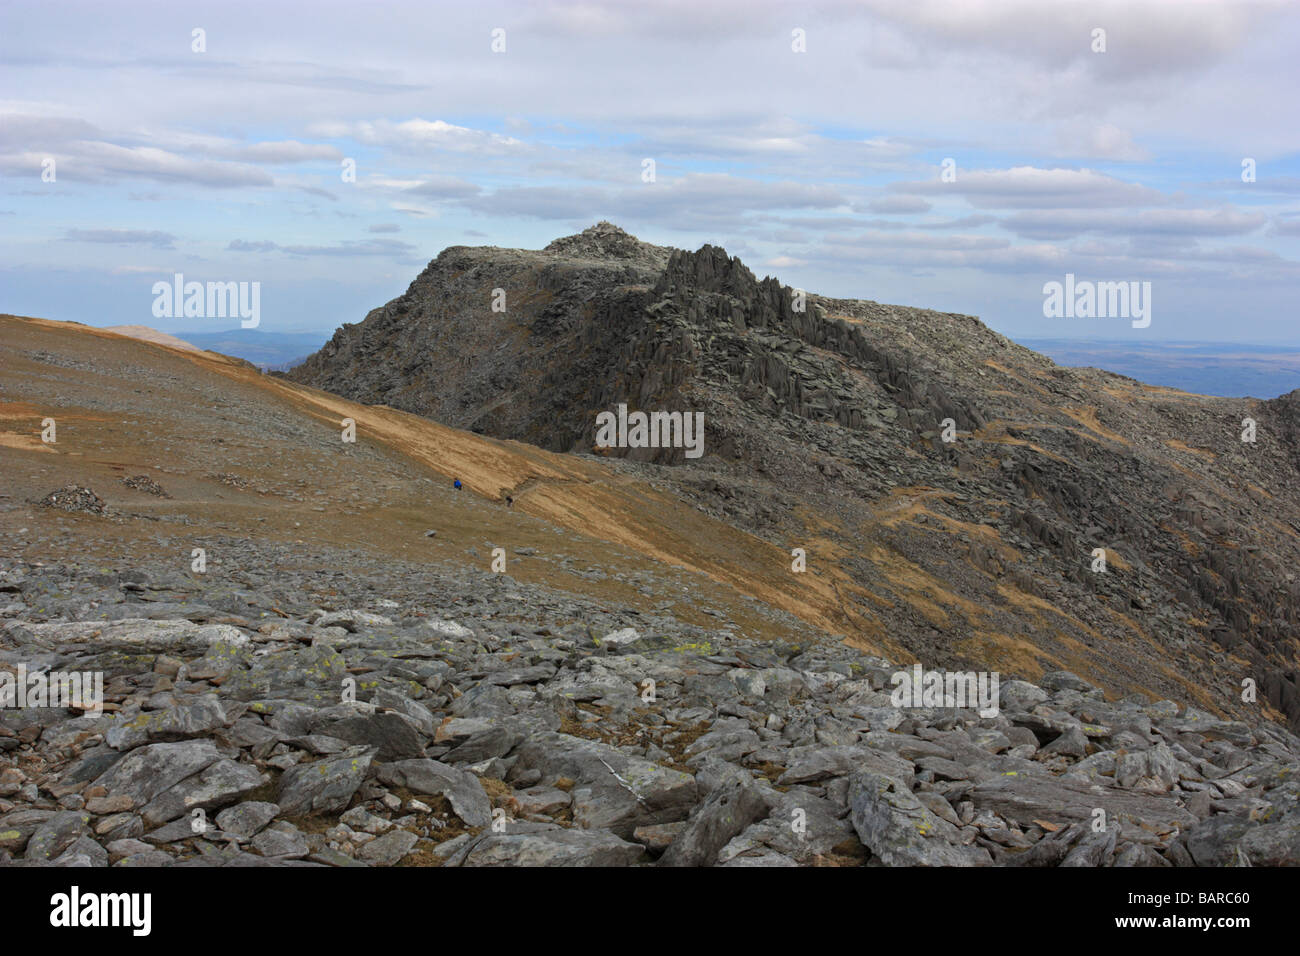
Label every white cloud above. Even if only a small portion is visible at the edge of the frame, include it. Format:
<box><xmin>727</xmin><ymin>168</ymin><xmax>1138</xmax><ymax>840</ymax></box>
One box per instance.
<box><xmin>1003</xmin><ymin>207</ymin><xmax>1268</xmax><ymax>241</ymax></box>
<box><xmin>1055</xmin><ymin>124</ymin><xmax>1152</xmax><ymax>162</ymax></box>
<box><xmin>310</xmin><ymin>118</ymin><xmax>524</xmax><ymax>155</ymax></box>
<box><xmin>893</xmin><ymin>166</ymin><xmax>1166</xmax><ymax>209</ymax></box>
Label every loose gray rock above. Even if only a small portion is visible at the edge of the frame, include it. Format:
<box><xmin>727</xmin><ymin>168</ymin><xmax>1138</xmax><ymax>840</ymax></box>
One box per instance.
<box><xmin>277</xmin><ymin>746</ymin><xmax>376</xmax><ymax>816</ymax></box>
<box><xmin>848</xmin><ymin>772</ymin><xmax>991</xmax><ymax>866</ymax></box>
<box><xmin>91</xmin><ymin>740</ymin><xmax>223</xmax><ymax>809</ymax></box>
<box><xmin>357</xmin><ymin>829</ymin><xmax>419</xmax><ymax>865</ymax></box>
<box><xmin>660</xmin><ymin>774</ymin><xmax>774</xmax><ymax>867</ymax></box>
<box><xmin>459</xmin><ymin>826</ymin><xmax>646</xmax><ymax>867</ymax></box>
<box><xmin>374</xmin><ymin>758</ymin><xmax>491</xmax><ymax>828</ymax></box>
<box><xmin>215</xmin><ymin>801</ymin><xmax>280</xmax><ymax>839</ymax></box>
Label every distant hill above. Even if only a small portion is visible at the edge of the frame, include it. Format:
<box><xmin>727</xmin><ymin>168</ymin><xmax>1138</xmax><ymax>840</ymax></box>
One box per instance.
<box><xmin>168</xmin><ymin>328</ymin><xmax>327</xmax><ymax>370</ymax></box>
<box><xmin>1022</xmin><ymin>338</ymin><xmax>1300</xmax><ymax>399</ymax></box>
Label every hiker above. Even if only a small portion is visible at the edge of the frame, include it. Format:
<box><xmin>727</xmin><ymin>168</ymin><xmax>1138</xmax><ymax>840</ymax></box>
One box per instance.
<box><xmin>453</xmin><ymin>478</ymin><xmax>462</xmax><ymax>490</ymax></box>
<box><xmin>505</xmin><ymin>494</ymin><xmax>513</xmax><ymax>508</ymax></box>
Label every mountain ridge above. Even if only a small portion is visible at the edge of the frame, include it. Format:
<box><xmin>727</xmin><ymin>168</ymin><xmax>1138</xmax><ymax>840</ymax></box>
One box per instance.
<box><xmin>287</xmin><ymin>224</ymin><xmax>1300</xmax><ymax>733</ymax></box>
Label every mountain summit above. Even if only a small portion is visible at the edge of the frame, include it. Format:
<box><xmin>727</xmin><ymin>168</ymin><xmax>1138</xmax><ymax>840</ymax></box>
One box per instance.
<box><xmin>542</xmin><ymin>220</ymin><xmax>673</xmax><ymax>268</ymax></box>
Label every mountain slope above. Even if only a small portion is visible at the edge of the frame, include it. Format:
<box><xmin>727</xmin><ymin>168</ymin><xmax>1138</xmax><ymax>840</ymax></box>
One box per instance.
<box><xmin>288</xmin><ymin>224</ymin><xmax>1300</xmax><ymax>731</ymax></box>
<box><xmin>4</xmin><ymin>310</ymin><xmax>1300</xmax><ymax>868</ymax></box>
<box><xmin>0</xmin><ymin>312</ymin><xmax>843</xmax><ymax>646</ymax></box>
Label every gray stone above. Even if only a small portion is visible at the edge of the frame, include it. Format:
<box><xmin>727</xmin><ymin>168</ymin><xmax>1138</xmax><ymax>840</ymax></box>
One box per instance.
<box><xmin>970</xmin><ymin>772</ymin><xmax>1196</xmax><ymax>842</ymax></box>
<box><xmin>459</xmin><ymin>826</ymin><xmax>645</xmax><ymax>867</ymax></box>
<box><xmin>0</xmin><ymin>808</ymin><xmax>56</xmax><ymax>853</ymax></box>
<box><xmin>375</xmin><ymin>758</ymin><xmax>492</xmax><ymax>828</ymax></box>
<box><xmin>141</xmin><ymin>758</ymin><xmax>264</xmax><ymax>826</ymax></box>
<box><xmin>252</xmin><ymin>824</ymin><xmax>309</xmax><ymax>859</ymax></box>
<box><xmin>326</xmin><ymin>712</ymin><xmax>427</xmax><ymax>761</ymax></box>
<box><xmin>25</xmin><ymin>811</ymin><xmax>91</xmax><ymax>861</ymax></box>
<box><xmin>1060</xmin><ymin>827</ymin><xmax>1118</xmax><ymax>866</ymax></box>
<box><xmin>778</xmin><ymin>745</ymin><xmax>915</xmax><ymax>788</ymax></box>
<box><xmin>104</xmin><ymin>696</ymin><xmax>230</xmax><ymax>751</ymax></box>
<box><xmin>848</xmin><ymin>772</ymin><xmax>991</xmax><ymax>866</ymax></box>
<box><xmin>53</xmin><ymin>835</ymin><xmax>109</xmax><ymax>867</ymax></box>
<box><xmin>1000</xmin><ymin>680</ymin><xmax>1049</xmax><ymax>711</ymax></box>
<box><xmin>91</xmin><ymin>740</ymin><xmax>223</xmax><ymax>809</ymax></box>
<box><xmin>277</xmin><ymin>745</ymin><xmax>375</xmax><ymax>816</ymax></box>
<box><xmin>316</xmin><ymin>610</ymin><xmax>393</xmax><ymax>632</ymax></box>
<box><xmin>215</xmin><ymin>801</ymin><xmax>280</xmax><ymax>838</ymax></box>
<box><xmin>357</xmin><ymin>829</ymin><xmax>418</xmax><ymax>865</ymax></box>
<box><xmin>1186</xmin><ymin>810</ymin><xmax>1300</xmax><ymax>866</ymax></box>
<box><xmin>660</xmin><ymin>774</ymin><xmax>773</xmax><ymax>867</ymax></box>
<box><xmin>114</xmin><ymin>849</ymin><xmax>176</xmax><ymax>866</ymax></box>
<box><xmin>510</xmin><ymin>733</ymin><xmax>697</xmax><ymax>838</ymax></box>
<box><xmin>443</xmin><ymin>725</ymin><xmax>524</xmax><ymax>764</ymax></box>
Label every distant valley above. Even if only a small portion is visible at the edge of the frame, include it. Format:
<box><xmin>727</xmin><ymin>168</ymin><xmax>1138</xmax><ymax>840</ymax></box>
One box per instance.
<box><xmin>1022</xmin><ymin>339</ymin><xmax>1300</xmax><ymax>400</ymax></box>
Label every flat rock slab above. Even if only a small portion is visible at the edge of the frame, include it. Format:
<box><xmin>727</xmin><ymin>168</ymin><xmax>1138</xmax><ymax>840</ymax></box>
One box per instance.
<box><xmin>458</xmin><ymin>826</ymin><xmax>646</xmax><ymax>867</ymax></box>
<box><xmin>970</xmin><ymin>773</ymin><xmax>1197</xmax><ymax>840</ymax></box>
<box><xmin>315</xmin><ymin>610</ymin><xmax>394</xmax><ymax>632</ymax></box>
<box><xmin>104</xmin><ymin>696</ymin><xmax>229</xmax><ymax>751</ymax></box>
<box><xmin>252</xmin><ymin>826</ymin><xmax>310</xmax><ymax>859</ymax></box>
<box><xmin>510</xmin><ymin>733</ymin><xmax>697</xmax><ymax>838</ymax></box>
<box><xmin>326</xmin><ymin>712</ymin><xmax>428</xmax><ymax>761</ymax></box>
<box><xmin>778</xmin><ymin>744</ymin><xmax>916</xmax><ymax>788</ymax></box>
<box><xmin>141</xmin><ymin>758</ymin><xmax>264</xmax><ymax>826</ymax></box>
<box><xmin>92</xmin><ymin>740</ymin><xmax>223</xmax><ymax>809</ymax></box>
<box><xmin>215</xmin><ymin>801</ymin><xmax>280</xmax><ymax>839</ymax></box>
<box><xmin>6</xmin><ymin>619</ymin><xmax>249</xmax><ymax>652</ymax></box>
<box><xmin>357</xmin><ymin>829</ymin><xmax>419</xmax><ymax>865</ymax></box>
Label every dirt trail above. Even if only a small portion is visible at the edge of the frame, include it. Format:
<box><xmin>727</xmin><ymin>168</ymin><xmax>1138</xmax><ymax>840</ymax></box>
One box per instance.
<box><xmin>218</xmin><ymin>354</ymin><xmax>869</xmax><ymax>646</ymax></box>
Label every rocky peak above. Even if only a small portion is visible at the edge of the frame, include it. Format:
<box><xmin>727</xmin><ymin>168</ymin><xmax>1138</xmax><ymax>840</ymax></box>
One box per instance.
<box><xmin>543</xmin><ymin>221</ymin><xmax>673</xmax><ymax>268</ymax></box>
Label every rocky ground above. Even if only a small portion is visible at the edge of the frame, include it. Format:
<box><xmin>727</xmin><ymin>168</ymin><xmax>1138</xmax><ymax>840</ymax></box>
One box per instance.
<box><xmin>2</xmin><ymin>552</ymin><xmax>1297</xmax><ymax>867</ymax></box>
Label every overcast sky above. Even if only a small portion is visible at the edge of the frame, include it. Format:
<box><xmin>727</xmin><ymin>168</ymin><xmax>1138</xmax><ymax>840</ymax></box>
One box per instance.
<box><xmin>2</xmin><ymin>0</ymin><xmax>1298</xmax><ymax>344</ymax></box>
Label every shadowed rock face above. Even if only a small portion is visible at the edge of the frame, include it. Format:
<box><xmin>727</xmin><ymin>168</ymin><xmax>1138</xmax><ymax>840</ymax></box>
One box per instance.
<box><xmin>289</xmin><ymin>224</ymin><xmax>1300</xmax><ymax>732</ymax></box>
<box><xmin>288</xmin><ymin>223</ymin><xmax>984</xmax><ymax>463</ymax></box>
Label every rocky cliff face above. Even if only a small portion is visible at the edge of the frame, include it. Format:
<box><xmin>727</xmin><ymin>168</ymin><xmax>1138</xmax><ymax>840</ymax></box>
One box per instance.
<box><xmin>290</xmin><ymin>224</ymin><xmax>1300</xmax><ymax>733</ymax></box>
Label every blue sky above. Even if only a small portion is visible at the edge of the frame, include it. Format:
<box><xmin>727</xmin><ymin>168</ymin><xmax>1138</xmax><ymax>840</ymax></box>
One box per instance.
<box><xmin>2</xmin><ymin>0</ymin><xmax>1298</xmax><ymax>344</ymax></box>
